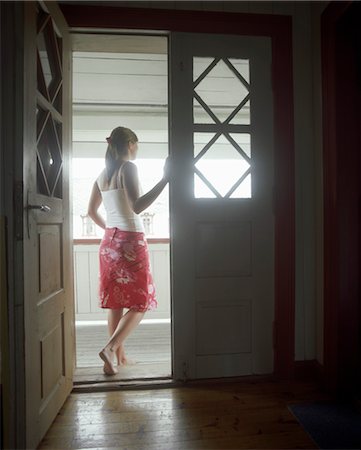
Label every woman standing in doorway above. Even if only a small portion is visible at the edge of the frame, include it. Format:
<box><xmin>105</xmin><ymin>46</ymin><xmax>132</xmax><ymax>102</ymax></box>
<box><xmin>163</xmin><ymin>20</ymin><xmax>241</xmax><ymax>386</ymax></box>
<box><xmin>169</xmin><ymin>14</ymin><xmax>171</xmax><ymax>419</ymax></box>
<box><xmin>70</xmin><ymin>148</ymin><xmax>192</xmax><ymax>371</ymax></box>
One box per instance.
<box><xmin>88</xmin><ymin>126</ymin><xmax>169</xmax><ymax>375</ymax></box>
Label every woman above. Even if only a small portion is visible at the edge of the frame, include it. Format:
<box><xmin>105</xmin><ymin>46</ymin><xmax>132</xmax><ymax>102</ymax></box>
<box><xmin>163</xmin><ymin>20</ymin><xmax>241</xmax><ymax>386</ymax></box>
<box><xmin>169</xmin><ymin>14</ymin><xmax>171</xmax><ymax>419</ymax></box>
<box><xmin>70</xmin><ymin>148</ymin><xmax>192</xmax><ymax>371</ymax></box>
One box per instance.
<box><xmin>87</xmin><ymin>126</ymin><xmax>169</xmax><ymax>375</ymax></box>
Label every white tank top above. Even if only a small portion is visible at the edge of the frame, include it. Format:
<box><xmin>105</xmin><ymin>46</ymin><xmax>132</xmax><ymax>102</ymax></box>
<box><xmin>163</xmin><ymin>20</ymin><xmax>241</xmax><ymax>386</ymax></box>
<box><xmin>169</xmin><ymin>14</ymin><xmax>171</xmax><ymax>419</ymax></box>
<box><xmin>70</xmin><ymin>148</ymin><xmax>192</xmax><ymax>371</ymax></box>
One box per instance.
<box><xmin>97</xmin><ymin>166</ymin><xmax>144</xmax><ymax>233</ymax></box>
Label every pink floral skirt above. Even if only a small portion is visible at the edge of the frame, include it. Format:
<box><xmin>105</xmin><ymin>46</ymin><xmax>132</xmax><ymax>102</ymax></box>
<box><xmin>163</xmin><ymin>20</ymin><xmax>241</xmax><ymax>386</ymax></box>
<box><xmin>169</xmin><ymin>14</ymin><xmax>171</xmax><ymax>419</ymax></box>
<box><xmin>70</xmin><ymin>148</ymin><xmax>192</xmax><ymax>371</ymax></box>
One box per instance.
<box><xmin>98</xmin><ymin>228</ymin><xmax>157</xmax><ymax>311</ymax></box>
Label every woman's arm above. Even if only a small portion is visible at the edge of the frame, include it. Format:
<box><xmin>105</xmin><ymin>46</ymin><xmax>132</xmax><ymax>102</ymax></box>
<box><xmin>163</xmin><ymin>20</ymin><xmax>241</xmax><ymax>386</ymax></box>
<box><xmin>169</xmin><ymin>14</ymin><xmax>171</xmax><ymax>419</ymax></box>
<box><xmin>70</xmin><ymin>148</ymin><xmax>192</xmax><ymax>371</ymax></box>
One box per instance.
<box><xmin>123</xmin><ymin>161</ymin><xmax>169</xmax><ymax>215</ymax></box>
<box><xmin>87</xmin><ymin>182</ymin><xmax>106</xmax><ymax>229</ymax></box>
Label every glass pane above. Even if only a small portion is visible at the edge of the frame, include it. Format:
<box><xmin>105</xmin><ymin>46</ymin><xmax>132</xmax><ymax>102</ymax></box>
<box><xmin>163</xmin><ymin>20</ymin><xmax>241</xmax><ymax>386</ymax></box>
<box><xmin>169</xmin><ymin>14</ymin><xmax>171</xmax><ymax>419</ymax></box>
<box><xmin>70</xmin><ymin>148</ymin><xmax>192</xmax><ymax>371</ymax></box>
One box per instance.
<box><xmin>193</xmin><ymin>57</ymin><xmax>215</xmax><ymax>81</ymax></box>
<box><xmin>194</xmin><ymin>173</ymin><xmax>217</xmax><ymax>198</ymax></box>
<box><xmin>37</xmin><ymin>18</ymin><xmax>62</xmax><ymax>102</ymax></box>
<box><xmin>229</xmin><ymin>100</ymin><xmax>250</xmax><ymax>125</ymax></box>
<box><xmin>228</xmin><ymin>133</ymin><xmax>251</xmax><ymax>158</ymax></box>
<box><xmin>194</xmin><ymin>132</ymin><xmax>217</xmax><ymax>158</ymax></box>
<box><xmin>230</xmin><ymin>173</ymin><xmax>252</xmax><ymax>198</ymax></box>
<box><xmin>37</xmin><ymin>116</ymin><xmax>63</xmax><ymax>198</ymax></box>
<box><xmin>194</xmin><ymin>134</ymin><xmax>250</xmax><ymax>198</ymax></box>
<box><xmin>37</xmin><ymin>29</ymin><xmax>53</xmax><ymax>89</ymax></box>
<box><xmin>53</xmin><ymin>85</ymin><xmax>63</xmax><ymax>114</ymax></box>
<box><xmin>194</xmin><ymin>58</ymin><xmax>249</xmax><ymax>124</ymax></box>
<box><xmin>56</xmin><ymin>35</ymin><xmax>63</xmax><ymax>69</ymax></box>
<box><xmin>229</xmin><ymin>58</ymin><xmax>249</xmax><ymax>84</ymax></box>
<box><xmin>37</xmin><ymin>105</ymin><xmax>47</xmax><ymax>138</ymax></box>
<box><xmin>193</xmin><ymin>98</ymin><xmax>216</xmax><ymax>124</ymax></box>
<box><xmin>53</xmin><ymin>167</ymin><xmax>63</xmax><ymax>199</ymax></box>
<box><xmin>54</xmin><ymin>120</ymin><xmax>62</xmax><ymax>154</ymax></box>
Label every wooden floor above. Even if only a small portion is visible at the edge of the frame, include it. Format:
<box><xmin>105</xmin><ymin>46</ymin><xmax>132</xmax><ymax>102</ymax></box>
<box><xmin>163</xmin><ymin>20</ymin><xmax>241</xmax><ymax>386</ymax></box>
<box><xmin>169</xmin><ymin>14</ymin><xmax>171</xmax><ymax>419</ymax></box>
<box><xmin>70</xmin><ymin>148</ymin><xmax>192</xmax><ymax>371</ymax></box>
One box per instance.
<box><xmin>39</xmin><ymin>379</ymin><xmax>329</xmax><ymax>449</ymax></box>
<box><xmin>75</xmin><ymin>321</ymin><xmax>172</xmax><ymax>383</ymax></box>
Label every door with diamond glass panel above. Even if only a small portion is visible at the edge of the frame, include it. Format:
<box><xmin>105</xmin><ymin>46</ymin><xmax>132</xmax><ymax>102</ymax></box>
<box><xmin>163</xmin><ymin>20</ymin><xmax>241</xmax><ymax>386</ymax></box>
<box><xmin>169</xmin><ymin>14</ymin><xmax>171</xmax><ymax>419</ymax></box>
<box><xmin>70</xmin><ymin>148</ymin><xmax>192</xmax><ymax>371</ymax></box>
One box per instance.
<box><xmin>170</xmin><ymin>33</ymin><xmax>274</xmax><ymax>379</ymax></box>
<box><xmin>23</xmin><ymin>2</ymin><xmax>73</xmax><ymax>447</ymax></box>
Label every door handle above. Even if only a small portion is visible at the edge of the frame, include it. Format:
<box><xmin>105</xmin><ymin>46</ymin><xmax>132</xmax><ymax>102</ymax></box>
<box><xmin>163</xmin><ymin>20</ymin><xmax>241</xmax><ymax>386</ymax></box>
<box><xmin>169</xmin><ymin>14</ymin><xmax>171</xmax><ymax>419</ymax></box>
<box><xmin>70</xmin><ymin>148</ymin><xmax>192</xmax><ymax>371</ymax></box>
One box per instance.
<box><xmin>27</xmin><ymin>204</ymin><xmax>51</xmax><ymax>212</ymax></box>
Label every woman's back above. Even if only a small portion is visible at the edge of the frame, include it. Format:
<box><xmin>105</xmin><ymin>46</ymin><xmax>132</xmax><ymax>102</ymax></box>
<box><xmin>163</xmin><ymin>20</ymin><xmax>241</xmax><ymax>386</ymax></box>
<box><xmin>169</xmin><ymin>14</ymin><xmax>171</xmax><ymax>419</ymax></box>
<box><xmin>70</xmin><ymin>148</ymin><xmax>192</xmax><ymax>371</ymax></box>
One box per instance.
<box><xmin>97</xmin><ymin>166</ymin><xmax>144</xmax><ymax>232</ymax></box>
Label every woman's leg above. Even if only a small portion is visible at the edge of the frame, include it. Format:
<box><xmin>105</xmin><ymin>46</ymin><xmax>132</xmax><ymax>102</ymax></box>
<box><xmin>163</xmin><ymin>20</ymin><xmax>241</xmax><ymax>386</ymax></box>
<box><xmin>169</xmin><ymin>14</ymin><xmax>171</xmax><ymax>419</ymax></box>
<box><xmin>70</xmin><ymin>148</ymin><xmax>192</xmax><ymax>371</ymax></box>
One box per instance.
<box><xmin>107</xmin><ymin>309</ymin><xmax>126</xmax><ymax>366</ymax></box>
<box><xmin>100</xmin><ymin>310</ymin><xmax>145</xmax><ymax>375</ymax></box>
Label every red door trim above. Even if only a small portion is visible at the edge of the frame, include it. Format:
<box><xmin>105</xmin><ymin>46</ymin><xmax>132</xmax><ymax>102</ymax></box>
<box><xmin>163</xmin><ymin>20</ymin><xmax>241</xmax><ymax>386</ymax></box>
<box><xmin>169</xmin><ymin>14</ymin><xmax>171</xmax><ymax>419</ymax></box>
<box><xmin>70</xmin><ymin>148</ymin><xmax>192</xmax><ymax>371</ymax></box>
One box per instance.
<box><xmin>61</xmin><ymin>5</ymin><xmax>295</xmax><ymax>379</ymax></box>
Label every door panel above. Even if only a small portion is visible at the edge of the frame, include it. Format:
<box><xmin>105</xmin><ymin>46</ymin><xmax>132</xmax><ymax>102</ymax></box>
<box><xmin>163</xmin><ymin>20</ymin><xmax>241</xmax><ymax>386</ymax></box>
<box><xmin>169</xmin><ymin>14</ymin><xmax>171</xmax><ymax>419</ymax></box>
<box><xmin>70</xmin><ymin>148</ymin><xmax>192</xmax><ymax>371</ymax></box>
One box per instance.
<box><xmin>170</xmin><ymin>33</ymin><xmax>274</xmax><ymax>380</ymax></box>
<box><xmin>195</xmin><ymin>222</ymin><xmax>252</xmax><ymax>276</ymax></box>
<box><xmin>23</xmin><ymin>2</ymin><xmax>73</xmax><ymax>447</ymax></box>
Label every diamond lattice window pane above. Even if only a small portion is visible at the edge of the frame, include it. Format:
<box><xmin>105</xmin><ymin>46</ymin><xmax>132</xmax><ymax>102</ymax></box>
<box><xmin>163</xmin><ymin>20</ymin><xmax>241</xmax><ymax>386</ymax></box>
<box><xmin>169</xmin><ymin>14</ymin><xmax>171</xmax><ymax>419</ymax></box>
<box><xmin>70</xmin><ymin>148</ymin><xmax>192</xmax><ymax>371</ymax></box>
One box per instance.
<box><xmin>228</xmin><ymin>133</ymin><xmax>251</xmax><ymax>158</ymax></box>
<box><xmin>194</xmin><ymin>58</ymin><xmax>249</xmax><ymax>124</ymax></box>
<box><xmin>53</xmin><ymin>86</ymin><xmax>63</xmax><ymax>114</ymax></box>
<box><xmin>38</xmin><ymin>29</ymin><xmax>53</xmax><ymax>88</ymax></box>
<box><xmin>229</xmin><ymin>100</ymin><xmax>250</xmax><ymax>125</ymax></box>
<box><xmin>37</xmin><ymin>115</ymin><xmax>63</xmax><ymax>198</ymax></box>
<box><xmin>194</xmin><ymin>134</ymin><xmax>250</xmax><ymax>198</ymax></box>
<box><xmin>37</xmin><ymin>104</ymin><xmax>48</xmax><ymax>139</ymax></box>
<box><xmin>230</xmin><ymin>173</ymin><xmax>252</xmax><ymax>198</ymax></box>
<box><xmin>194</xmin><ymin>174</ymin><xmax>217</xmax><ymax>198</ymax></box>
<box><xmin>193</xmin><ymin>57</ymin><xmax>216</xmax><ymax>81</ymax></box>
<box><xmin>229</xmin><ymin>58</ymin><xmax>249</xmax><ymax>84</ymax></box>
<box><xmin>37</xmin><ymin>18</ymin><xmax>62</xmax><ymax>101</ymax></box>
<box><xmin>54</xmin><ymin>120</ymin><xmax>62</xmax><ymax>150</ymax></box>
<box><xmin>193</xmin><ymin>98</ymin><xmax>216</xmax><ymax>124</ymax></box>
<box><xmin>194</xmin><ymin>132</ymin><xmax>217</xmax><ymax>158</ymax></box>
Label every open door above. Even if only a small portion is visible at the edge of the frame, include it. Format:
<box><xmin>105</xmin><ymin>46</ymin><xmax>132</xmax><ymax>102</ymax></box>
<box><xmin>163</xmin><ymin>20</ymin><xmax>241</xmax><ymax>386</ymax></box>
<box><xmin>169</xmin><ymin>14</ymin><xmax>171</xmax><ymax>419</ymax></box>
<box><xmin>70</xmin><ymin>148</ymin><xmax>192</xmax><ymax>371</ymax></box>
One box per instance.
<box><xmin>23</xmin><ymin>1</ymin><xmax>73</xmax><ymax>447</ymax></box>
<box><xmin>170</xmin><ymin>33</ymin><xmax>274</xmax><ymax>380</ymax></box>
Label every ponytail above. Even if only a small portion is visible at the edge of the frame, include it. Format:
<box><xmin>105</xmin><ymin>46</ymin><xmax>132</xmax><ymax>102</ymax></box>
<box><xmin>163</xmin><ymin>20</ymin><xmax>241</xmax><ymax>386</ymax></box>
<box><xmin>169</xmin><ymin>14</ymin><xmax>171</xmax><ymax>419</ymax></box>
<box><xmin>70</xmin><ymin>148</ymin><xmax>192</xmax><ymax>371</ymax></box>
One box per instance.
<box><xmin>104</xmin><ymin>127</ymin><xmax>138</xmax><ymax>181</ymax></box>
<box><xmin>105</xmin><ymin>143</ymin><xmax>120</xmax><ymax>182</ymax></box>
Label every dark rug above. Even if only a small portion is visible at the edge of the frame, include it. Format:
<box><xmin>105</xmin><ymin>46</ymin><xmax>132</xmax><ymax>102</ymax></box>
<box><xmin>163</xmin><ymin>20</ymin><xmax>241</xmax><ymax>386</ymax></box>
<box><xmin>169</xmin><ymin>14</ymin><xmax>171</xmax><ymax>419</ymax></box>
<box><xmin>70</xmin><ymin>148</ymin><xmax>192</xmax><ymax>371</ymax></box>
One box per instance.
<box><xmin>288</xmin><ymin>401</ymin><xmax>361</xmax><ymax>449</ymax></box>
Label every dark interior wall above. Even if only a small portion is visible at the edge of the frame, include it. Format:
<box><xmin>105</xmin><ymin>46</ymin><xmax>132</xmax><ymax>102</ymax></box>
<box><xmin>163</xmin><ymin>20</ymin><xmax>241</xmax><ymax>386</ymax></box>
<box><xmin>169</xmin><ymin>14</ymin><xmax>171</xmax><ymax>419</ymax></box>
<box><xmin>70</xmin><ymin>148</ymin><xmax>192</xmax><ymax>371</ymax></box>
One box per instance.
<box><xmin>336</xmin><ymin>2</ymin><xmax>361</xmax><ymax>397</ymax></box>
<box><xmin>323</xmin><ymin>0</ymin><xmax>361</xmax><ymax>397</ymax></box>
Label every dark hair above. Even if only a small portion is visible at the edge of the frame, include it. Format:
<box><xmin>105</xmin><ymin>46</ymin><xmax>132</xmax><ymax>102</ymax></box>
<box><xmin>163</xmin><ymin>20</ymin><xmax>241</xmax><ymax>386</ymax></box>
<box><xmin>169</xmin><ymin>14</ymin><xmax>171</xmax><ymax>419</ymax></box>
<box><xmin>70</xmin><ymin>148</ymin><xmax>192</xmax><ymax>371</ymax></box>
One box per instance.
<box><xmin>105</xmin><ymin>126</ymin><xmax>138</xmax><ymax>181</ymax></box>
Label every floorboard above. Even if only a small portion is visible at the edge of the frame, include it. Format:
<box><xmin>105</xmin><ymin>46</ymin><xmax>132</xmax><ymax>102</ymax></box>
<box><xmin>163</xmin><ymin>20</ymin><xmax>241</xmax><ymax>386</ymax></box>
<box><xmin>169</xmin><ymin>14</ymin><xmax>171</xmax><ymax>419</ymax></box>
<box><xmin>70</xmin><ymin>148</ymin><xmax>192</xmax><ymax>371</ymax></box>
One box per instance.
<box><xmin>39</xmin><ymin>379</ymin><xmax>329</xmax><ymax>449</ymax></box>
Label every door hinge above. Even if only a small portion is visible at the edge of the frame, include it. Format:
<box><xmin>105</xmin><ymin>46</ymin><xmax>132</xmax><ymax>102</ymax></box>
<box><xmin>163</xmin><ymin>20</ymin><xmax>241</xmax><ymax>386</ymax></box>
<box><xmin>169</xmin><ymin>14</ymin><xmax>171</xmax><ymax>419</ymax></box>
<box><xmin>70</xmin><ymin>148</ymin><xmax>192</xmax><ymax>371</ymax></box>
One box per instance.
<box><xmin>14</xmin><ymin>180</ymin><xmax>23</xmax><ymax>241</ymax></box>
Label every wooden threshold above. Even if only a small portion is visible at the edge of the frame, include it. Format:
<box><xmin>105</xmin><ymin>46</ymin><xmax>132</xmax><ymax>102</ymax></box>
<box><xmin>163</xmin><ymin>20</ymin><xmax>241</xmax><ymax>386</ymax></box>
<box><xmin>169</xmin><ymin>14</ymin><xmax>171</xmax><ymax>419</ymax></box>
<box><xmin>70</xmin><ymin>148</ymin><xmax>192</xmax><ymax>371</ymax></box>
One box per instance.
<box><xmin>73</xmin><ymin>378</ymin><xmax>177</xmax><ymax>393</ymax></box>
<box><xmin>73</xmin><ymin>368</ymin><xmax>277</xmax><ymax>394</ymax></box>
<box><xmin>74</xmin><ymin>361</ymin><xmax>172</xmax><ymax>383</ymax></box>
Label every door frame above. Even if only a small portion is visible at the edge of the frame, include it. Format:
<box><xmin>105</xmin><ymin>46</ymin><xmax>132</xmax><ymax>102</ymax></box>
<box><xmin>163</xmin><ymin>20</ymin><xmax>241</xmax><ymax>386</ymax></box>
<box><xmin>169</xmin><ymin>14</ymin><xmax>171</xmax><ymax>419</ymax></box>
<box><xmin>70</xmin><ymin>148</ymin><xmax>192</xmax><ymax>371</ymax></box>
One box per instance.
<box><xmin>1</xmin><ymin>4</ymin><xmax>295</xmax><ymax>447</ymax></box>
<box><xmin>1</xmin><ymin>2</ymin><xmax>27</xmax><ymax>448</ymax></box>
<box><xmin>60</xmin><ymin>4</ymin><xmax>296</xmax><ymax>379</ymax></box>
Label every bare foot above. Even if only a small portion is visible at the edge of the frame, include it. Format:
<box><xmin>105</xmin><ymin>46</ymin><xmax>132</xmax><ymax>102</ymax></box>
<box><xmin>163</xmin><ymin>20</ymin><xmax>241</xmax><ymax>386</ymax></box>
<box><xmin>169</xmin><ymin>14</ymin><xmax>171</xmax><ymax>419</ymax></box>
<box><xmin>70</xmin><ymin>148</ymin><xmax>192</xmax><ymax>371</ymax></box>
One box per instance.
<box><xmin>117</xmin><ymin>352</ymin><xmax>136</xmax><ymax>366</ymax></box>
<box><xmin>117</xmin><ymin>356</ymin><xmax>137</xmax><ymax>366</ymax></box>
<box><xmin>99</xmin><ymin>348</ymin><xmax>118</xmax><ymax>375</ymax></box>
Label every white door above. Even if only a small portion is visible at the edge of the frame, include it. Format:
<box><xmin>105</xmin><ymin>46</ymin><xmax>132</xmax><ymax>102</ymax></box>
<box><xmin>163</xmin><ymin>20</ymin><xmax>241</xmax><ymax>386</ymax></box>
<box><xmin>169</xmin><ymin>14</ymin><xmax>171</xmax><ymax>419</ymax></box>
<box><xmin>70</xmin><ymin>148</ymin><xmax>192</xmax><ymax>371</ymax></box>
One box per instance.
<box><xmin>170</xmin><ymin>33</ymin><xmax>274</xmax><ymax>380</ymax></box>
<box><xmin>23</xmin><ymin>2</ymin><xmax>73</xmax><ymax>447</ymax></box>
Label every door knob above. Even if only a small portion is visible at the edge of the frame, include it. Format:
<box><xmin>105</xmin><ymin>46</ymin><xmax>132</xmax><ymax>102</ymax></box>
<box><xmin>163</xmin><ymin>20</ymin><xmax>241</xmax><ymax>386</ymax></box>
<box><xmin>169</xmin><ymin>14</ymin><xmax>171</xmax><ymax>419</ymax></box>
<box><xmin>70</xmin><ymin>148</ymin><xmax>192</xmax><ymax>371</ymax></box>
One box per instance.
<box><xmin>27</xmin><ymin>204</ymin><xmax>51</xmax><ymax>212</ymax></box>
